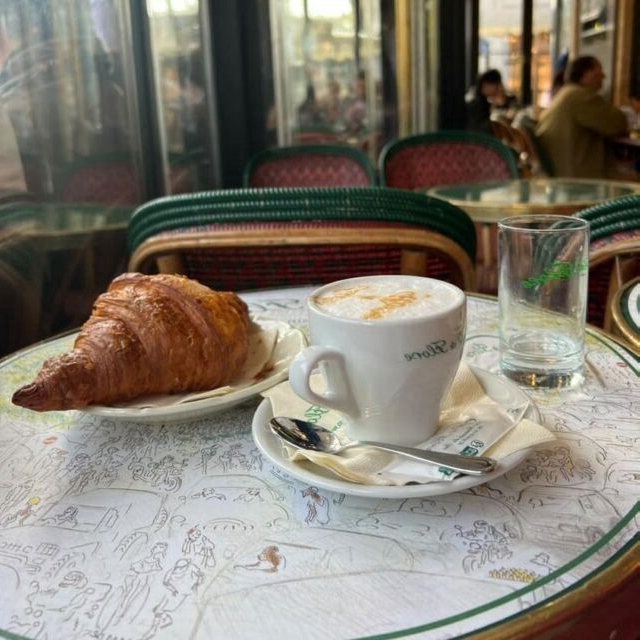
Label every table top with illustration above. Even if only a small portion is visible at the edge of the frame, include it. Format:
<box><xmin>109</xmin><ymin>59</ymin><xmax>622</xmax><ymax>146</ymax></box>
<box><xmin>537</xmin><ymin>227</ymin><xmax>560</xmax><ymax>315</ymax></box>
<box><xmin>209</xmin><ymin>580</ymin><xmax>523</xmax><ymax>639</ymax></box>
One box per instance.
<box><xmin>0</xmin><ymin>287</ymin><xmax>638</xmax><ymax>640</ymax></box>
<box><xmin>426</xmin><ymin>178</ymin><xmax>640</xmax><ymax>223</ymax></box>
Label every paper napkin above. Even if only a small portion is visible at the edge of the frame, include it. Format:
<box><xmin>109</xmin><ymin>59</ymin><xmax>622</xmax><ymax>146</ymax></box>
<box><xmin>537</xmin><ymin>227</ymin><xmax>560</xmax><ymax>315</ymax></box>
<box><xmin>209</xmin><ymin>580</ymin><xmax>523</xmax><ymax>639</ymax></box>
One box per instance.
<box><xmin>262</xmin><ymin>363</ymin><xmax>555</xmax><ymax>486</ymax></box>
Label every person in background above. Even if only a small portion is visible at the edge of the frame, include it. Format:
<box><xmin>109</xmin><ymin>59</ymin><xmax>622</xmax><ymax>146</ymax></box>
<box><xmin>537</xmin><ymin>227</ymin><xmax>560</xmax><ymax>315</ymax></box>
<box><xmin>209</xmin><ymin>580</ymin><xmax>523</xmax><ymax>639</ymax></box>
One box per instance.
<box><xmin>536</xmin><ymin>56</ymin><xmax>627</xmax><ymax>178</ymax></box>
<box><xmin>465</xmin><ymin>69</ymin><xmax>514</xmax><ymax>134</ymax></box>
<box><xmin>297</xmin><ymin>84</ymin><xmax>323</xmax><ymax>129</ymax></box>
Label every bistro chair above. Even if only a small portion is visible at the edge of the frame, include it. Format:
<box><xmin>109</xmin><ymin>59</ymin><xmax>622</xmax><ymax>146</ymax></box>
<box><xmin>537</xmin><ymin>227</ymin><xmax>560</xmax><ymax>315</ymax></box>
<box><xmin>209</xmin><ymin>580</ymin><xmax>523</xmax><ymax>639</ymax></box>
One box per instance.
<box><xmin>61</xmin><ymin>153</ymin><xmax>199</xmax><ymax>205</ymax></box>
<box><xmin>611</xmin><ymin>276</ymin><xmax>640</xmax><ymax>351</ymax></box>
<box><xmin>243</xmin><ymin>145</ymin><xmax>376</xmax><ymax>188</ymax></box>
<box><xmin>379</xmin><ymin>130</ymin><xmax>519</xmax><ymax>191</ymax></box>
<box><xmin>127</xmin><ymin>187</ymin><xmax>476</xmax><ymax>292</ymax></box>
<box><xmin>575</xmin><ymin>195</ymin><xmax>640</xmax><ymax>330</ymax></box>
<box><xmin>514</xmin><ymin>115</ymin><xmax>556</xmax><ymax>177</ymax></box>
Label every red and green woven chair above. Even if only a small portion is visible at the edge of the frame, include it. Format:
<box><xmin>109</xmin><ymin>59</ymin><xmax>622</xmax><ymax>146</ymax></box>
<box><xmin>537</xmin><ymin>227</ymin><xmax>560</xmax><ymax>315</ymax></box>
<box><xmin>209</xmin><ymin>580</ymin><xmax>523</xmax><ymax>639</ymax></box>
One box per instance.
<box><xmin>575</xmin><ymin>194</ymin><xmax>640</xmax><ymax>330</ymax></box>
<box><xmin>127</xmin><ymin>187</ymin><xmax>477</xmax><ymax>292</ymax></box>
<box><xmin>379</xmin><ymin>130</ymin><xmax>519</xmax><ymax>190</ymax></box>
<box><xmin>243</xmin><ymin>145</ymin><xmax>376</xmax><ymax>188</ymax></box>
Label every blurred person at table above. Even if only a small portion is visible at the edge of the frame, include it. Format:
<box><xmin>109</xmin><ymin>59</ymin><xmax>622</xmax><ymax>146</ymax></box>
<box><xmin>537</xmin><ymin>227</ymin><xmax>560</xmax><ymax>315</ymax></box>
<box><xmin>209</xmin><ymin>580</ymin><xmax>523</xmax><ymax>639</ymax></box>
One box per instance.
<box><xmin>297</xmin><ymin>83</ymin><xmax>323</xmax><ymax>129</ymax></box>
<box><xmin>465</xmin><ymin>69</ymin><xmax>516</xmax><ymax>135</ymax></box>
<box><xmin>536</xmin><ymin>56</ymin><xmax>628</xmax><ymax>178</ymax></box>
<box><xmin>320</xmin><ymin>78</ymin><xmax>345</xmax><ymax>130</ymax></box>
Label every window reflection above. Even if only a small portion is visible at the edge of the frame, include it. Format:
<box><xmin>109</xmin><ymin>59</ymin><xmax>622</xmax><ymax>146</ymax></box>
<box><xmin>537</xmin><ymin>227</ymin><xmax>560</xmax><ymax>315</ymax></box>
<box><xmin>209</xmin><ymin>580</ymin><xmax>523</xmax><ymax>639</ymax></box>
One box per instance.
<box><xmin>270</xmin><ymin>0</ymin><xmax>383</xmax><ymax>159</ymax></box>
<box><xmin>0</xmin><ymin>0</ymin><xmax>138</xmax><ymax>204</ymax></box>
<box><xmin>478</xmin><ymin>0</ymin><xmax>522</xmax><ymax>98</ymax></box>
<box><xmin>532</xmin><ymin>0</ymin><xmax>552</xmax><ymax>109</ymax></box>
<box><xmin>146</xmin><ymin>0</ymin><xmax>212</xmax><ymax>193</ymax></box>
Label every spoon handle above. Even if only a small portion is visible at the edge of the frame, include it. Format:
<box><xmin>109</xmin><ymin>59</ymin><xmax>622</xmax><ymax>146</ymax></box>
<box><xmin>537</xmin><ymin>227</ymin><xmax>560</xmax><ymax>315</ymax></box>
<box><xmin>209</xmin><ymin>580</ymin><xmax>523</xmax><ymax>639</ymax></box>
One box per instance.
<box><xmin>357</xmin><ymin>441</ymin><xmax>497</xmax><ymax>475</ymax></box>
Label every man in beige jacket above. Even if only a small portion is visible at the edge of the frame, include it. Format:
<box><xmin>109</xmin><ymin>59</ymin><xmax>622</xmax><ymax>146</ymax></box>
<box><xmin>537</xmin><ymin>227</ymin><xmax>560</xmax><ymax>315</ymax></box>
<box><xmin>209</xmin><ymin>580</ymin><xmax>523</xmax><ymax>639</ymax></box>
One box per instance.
<box><xmin>536</xmin><ymin>56</ymin><xmax>628</xmax><ymax>178</ymax></box>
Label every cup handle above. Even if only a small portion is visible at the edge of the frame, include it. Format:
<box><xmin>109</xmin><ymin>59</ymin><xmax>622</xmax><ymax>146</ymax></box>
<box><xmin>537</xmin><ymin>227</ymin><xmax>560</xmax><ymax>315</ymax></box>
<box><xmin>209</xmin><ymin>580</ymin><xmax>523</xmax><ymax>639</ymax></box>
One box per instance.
<box><xmin>289</xmin><ymin>346</ymin><xmax>360</xmax><ymax>418</ymax></box>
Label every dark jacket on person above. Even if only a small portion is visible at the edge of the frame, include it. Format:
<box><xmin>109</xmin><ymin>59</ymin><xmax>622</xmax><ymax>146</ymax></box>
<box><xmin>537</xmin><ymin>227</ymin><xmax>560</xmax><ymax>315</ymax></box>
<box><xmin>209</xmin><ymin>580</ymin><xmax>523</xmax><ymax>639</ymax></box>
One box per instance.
<box><xmin>465</xmin><ymin>93</ymin><xmax>493</xmax><ymax>135</ymax></box>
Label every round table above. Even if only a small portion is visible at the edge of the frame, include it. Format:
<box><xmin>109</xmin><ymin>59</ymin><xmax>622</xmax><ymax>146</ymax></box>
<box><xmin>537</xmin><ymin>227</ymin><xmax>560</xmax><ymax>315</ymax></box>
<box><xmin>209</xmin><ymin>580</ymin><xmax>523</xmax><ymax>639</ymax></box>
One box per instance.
<box><xmin>426</xmin><ymin>178</ymin><xmax>640</xmax><ymax>294</ymax></box>
<box><xmin>426</xmin><ymin>178</ymin><xmax>640</xmax><ymax>224</ymax></box>
<box><xmin>0</xmin><ymin>287</ymin><xmax>638</xmax><ymax>640</ymax></box>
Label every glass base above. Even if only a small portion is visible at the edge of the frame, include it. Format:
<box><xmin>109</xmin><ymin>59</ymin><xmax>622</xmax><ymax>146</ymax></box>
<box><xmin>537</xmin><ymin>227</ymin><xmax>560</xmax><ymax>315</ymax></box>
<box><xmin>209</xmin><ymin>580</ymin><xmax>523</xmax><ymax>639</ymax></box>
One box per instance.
<box><xmin>501</xmin><ymin>364</ymin><xmax>584</xmax><ymax>389</ymax></box>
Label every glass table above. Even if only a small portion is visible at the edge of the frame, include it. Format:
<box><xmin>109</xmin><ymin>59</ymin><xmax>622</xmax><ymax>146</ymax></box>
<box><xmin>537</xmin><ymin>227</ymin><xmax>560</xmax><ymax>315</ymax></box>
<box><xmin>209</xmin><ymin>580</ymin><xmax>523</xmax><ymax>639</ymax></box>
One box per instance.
<box><xmin>426</xmin><ymin>178</ymin><xmax>640</xmax><ymax>224</ymax></box>
<box><xmin>0</xmin><ymin>202</ymin><xmax>133</xmax><ymax>354</ymax></box>
<box><xmin>0</xmin><ymin>286</ymin><xmax>638</xmax><ymax>640</ymax></box>
<box><xmin>426</xmin><ymin>178</ymin><xmax>640</xmax><ymax>293</ymax></box>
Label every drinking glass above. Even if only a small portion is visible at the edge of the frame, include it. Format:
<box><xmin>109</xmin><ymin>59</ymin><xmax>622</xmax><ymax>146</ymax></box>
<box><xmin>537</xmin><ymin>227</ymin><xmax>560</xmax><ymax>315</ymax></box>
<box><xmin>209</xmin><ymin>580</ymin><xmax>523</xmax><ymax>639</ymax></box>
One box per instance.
<box><xmin>498</xmin><ymin>215</ymin><xmax>590</xmax><ymax>388</ymax></box>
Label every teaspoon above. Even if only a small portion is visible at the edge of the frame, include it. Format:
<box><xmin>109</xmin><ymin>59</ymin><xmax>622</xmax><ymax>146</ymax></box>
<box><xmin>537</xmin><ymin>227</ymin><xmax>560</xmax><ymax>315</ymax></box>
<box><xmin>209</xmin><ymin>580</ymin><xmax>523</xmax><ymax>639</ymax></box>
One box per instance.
<box><xmin>270</xmin><ymin>416</ymin><xmax>496</xmax><ymax>476</ymax></box>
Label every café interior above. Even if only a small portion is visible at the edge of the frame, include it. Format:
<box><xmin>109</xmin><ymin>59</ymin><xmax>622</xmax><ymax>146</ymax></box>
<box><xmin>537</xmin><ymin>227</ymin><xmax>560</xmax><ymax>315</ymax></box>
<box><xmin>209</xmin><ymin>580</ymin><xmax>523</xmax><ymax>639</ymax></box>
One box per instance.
<box><xmin>0</xmin><ymin>1</ymin><xmax>639</xmax><ymax>639</ymax></box>
<box><xmin>0</xmin><ymin>0</ymin><xmax>639</xmax><ymax>356</ymax></box>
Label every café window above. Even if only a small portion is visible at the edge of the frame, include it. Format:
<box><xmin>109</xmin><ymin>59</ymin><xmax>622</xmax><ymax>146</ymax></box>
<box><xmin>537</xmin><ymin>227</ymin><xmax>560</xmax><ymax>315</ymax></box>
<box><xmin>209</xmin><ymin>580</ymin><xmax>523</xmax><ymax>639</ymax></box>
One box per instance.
<box><xmin>269</xmin><ymin>0</ymin><xmax>384</xmax><ymax>160</ymax></box>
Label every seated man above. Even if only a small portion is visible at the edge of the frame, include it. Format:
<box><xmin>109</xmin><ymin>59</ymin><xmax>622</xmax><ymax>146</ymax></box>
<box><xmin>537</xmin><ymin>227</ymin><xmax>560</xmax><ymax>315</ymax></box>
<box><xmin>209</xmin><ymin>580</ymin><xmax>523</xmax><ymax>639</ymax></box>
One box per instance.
<box><xmin>536</xmin><ymin>56</ymin><xmax>627</xmax><ymax>178</ymax></box>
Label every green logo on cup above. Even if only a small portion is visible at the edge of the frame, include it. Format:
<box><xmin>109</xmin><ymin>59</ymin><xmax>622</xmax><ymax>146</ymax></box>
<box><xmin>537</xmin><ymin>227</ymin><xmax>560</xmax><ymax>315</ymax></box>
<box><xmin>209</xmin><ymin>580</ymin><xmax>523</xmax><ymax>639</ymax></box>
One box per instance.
<box><xmin>522</xmin><ymin>259</ymin><xmax>588</xmax><ymax>289</ymax></box>
<box><xmin>404</xmin><ymin>335</ymin><xmax>462</xmax><ymax>362</ymax></box>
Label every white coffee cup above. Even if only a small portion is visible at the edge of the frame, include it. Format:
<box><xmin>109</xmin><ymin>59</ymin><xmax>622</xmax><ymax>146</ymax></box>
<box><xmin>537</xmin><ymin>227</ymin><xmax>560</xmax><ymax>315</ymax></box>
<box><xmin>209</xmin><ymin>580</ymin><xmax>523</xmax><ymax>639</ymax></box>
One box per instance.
<box><xmin>289</xmin><ymin>275</ymin><xmax>466</xmax><ymax>446</ymax></box>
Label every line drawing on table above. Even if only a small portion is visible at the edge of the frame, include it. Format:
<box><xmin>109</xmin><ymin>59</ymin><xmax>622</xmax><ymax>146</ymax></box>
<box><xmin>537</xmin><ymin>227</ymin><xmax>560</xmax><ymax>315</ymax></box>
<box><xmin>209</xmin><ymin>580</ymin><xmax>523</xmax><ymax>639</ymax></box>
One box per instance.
<box><xmin>0</xmin><ymin>496</ymin><xmax>41</xmax><ymax>527</ymax></box>
<box><xmin>519</xmin><ymin>446</ymin><xmax>596</xmax><ymax>484</ymax></box>
<box><xmin>103</xmin><ymin>542</ymin><xmax>168</xmax><ymax>627</ymax></box>
<box><xmin>455</xmin><ymin>520</ymin><xmax>513</xmax><ymax>573</ymax></box>
<box><xmin>0</xmin><ymin>302</ymin><xmax>637</xmax><ymax>640</ymax></box>
<box><xmin>300</xmin><ymin>486</ymin><xmax>330</xmax><ymax>525</ymax></box>
<box><xmin>234</xmin><ymin>545</ymin><xmax>286</xmax><ymax>573</ymax></box>
<box><xmin>129</xmin><ymin>454</ymin><xmax>187</xmax><ymax>493</ymax></box>
<box><xmin>182</xmin><ymin>526</ymin><xmax>216</xmax><ymax>568</ymax></box>
<box><xmin>514</xmin><ymin>485</ymin><xmax>621</xmax><ymax>547</ymax></box>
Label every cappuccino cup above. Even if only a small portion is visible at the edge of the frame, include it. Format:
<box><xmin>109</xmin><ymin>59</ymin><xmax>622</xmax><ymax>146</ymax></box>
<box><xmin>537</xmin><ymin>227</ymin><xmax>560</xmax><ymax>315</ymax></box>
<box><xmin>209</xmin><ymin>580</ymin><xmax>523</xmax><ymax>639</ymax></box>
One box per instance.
<box><xmin>289</xmin><ymin>275</ymin><xmax>466</xmax><ymax>446</ymax></box>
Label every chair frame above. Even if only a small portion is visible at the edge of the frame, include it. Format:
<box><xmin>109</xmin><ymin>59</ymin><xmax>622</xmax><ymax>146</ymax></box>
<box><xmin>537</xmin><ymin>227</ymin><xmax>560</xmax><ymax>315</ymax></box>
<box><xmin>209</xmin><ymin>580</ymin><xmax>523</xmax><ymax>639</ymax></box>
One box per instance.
<box><xmin>378</xmin><ymin>130</ymin><xmax>520</xmax><ymax>187</ymax></box>
<box><xmin>589</xmin><ymin>239</ymin><xmax>640</xmax><ymax>332</ymax></box>
<box><xmin>129</xmin><ymin>225</ymin><xmax>476</xmax><ymax>292</ymax></box>
<box><xmin>611</xmin><ymin>275</ymin><xmax>640</xmax><ymax>352</ymax></box>
<box><xmin>243</xmin><ymin>145</ymin><xmax>377</xmax><ymax>187</ymax></box>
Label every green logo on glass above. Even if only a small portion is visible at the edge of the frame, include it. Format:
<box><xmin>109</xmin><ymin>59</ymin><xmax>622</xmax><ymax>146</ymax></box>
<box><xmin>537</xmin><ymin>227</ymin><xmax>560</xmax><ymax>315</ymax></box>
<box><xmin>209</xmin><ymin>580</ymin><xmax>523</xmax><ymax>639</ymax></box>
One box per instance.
<box><xmin>522</xmin><ymin>259</ymin><xmax>588</xmax><ymax>289</ymax></box>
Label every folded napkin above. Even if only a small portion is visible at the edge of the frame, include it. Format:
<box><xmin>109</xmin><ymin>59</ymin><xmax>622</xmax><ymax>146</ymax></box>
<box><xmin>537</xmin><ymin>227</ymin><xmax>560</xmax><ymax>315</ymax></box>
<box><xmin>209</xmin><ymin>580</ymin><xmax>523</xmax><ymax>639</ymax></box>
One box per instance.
<box><xmin>262</xmin><ymin>363</ymin><xmax>555</xmax><ymax>486</ymax></box>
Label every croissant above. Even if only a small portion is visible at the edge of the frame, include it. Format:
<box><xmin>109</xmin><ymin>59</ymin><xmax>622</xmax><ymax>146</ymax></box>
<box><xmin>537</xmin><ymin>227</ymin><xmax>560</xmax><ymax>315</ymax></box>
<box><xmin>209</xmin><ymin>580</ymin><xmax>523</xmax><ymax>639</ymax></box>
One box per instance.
<box><xmin>12</xmin><ymin>273</ymin><xmax>250</xmax><ymax>411</ymax></box>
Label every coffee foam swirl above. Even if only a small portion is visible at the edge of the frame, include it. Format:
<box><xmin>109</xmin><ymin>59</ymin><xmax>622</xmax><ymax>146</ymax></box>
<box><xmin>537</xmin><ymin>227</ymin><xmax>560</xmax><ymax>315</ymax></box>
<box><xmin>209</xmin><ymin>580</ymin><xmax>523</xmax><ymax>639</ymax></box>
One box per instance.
<box><xmin>313</xmin><ymin>279</ymin><xmax>456</xmax><ymax>321</ymax></box>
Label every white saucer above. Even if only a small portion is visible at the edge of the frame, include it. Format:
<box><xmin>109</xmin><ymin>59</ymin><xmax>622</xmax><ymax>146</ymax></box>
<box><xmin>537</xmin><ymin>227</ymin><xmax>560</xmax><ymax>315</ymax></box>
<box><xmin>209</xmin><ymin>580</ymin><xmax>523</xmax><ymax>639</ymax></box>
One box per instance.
<box><xmin>251</xmin><ymin>365</ymin><xmax>541</xmax><ymax>499</ymax></box>
<box><xmin>84</xmin><ymin>320</ymin><xmax>305</xmax><ymax>423</ymax></box>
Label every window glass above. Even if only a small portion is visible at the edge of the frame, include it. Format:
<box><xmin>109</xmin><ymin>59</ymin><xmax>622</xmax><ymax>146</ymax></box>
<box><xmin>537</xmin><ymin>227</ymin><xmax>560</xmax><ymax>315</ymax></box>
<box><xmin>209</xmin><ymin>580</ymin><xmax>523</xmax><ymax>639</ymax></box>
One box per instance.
<box><xmin>0</xmin><ymin>0</ymin><xmax>141</xmax><ymax>203</ymax></box>
<box><xmin>147</xmin><ymin>0</ymin><xmax>214</xmax><ymax>193</ymax></box>
<box><xmin>532</xmin><ymin>0</ymin><xmax>553</xmax><ymax>108</ymax></box>
<box><xmin>478</xmin><ymin>0</ymin><xmax>523</xmax><ymax>99</ymax></box>
<box><xmin>270</xmin><ymin>0</ymin><xmax>383</xmax><ymax>161</ymax></box>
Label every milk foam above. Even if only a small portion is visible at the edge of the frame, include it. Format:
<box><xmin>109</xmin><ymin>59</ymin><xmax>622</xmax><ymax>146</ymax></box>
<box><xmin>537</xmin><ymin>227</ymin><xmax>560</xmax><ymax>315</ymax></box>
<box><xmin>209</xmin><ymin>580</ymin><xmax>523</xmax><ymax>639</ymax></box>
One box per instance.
<box><xmin>312</xmin><ymin>277</ymin><xmax>460</xmax><ymax>321</ymax></box>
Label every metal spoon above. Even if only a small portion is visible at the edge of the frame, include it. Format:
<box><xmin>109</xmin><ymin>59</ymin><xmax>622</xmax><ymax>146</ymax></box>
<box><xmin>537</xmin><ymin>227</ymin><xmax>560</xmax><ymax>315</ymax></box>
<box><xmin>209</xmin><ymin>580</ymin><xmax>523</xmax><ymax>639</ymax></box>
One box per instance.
<box><xmin>270</xmin><ymin>417</ymin><xmax>497</xmax><ymax>476</ymax></box>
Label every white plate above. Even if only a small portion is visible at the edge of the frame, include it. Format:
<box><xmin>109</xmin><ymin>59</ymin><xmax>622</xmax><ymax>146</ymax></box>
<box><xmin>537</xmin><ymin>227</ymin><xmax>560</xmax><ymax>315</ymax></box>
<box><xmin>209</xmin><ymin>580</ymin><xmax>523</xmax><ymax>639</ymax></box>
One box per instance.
<box><xmin>84</xmin><ymin>319</ymin><xmax>306</xmax><ymax>423</ymax></box>
<box><xmin>252</xmin><ymin>365</ymin><xmax>541</xmax><ymax>499</ymax></box>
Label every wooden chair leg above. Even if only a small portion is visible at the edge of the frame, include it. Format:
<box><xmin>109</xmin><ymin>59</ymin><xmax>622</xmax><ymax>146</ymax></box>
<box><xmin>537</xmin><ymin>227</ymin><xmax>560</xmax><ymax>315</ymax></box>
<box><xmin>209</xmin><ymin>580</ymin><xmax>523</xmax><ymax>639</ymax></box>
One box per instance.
<box><xmin>400</xmin><ymin>249</ymin><xmax>427</xmax><ymax>276</ymax></box>
<box><xmin>156</xmin><ymin>253</ymin><xmax>185</xmax><ymax>275</ymax></box>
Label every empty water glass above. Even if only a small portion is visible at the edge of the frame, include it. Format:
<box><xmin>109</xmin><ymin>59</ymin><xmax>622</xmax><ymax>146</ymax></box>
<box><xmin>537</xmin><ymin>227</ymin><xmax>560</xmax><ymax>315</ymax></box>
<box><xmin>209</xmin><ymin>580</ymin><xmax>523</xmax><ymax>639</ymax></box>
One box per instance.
<box><xmin>498</xmin><ymin>215</ymin><xmax>590</xmax><ymax>388</ymax></box>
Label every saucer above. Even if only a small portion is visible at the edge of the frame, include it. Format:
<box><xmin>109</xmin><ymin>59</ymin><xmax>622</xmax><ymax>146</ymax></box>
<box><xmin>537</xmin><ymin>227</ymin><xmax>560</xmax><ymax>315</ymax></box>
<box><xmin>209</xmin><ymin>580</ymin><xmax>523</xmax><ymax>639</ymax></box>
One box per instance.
<box><xmin>251</xmin><ymin>365</ymin><xmax>541</xmax><ymax>499</ymax></box>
